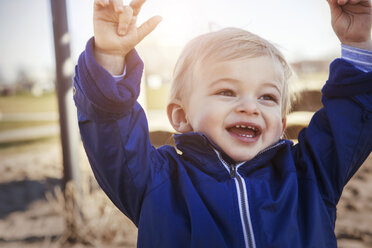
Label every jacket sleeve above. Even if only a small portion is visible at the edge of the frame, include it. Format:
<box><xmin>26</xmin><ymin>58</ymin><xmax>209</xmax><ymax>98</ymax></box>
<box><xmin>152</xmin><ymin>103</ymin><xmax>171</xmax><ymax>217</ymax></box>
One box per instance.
<box><xmin>73</xmin><ymin>38</ymin><xmax>171</xmax><ymax>225</ymax></box>
<box><xmin>293</xmin><ymin>59</ymin><xmax>372</xmax><ymax>206</ymax></box>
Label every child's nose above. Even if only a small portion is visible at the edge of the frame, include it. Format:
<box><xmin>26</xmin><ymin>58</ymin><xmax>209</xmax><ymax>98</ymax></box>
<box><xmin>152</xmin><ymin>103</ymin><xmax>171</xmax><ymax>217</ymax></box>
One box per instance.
<box><xmin>235</xmin><ymin>97</ymin><xmax>259</xmax><ymax>115</ymax></box>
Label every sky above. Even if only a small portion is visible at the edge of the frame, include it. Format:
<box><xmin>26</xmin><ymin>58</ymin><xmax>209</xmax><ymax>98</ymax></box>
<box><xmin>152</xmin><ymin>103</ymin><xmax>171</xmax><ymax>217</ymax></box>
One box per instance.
<box><xmin>0</xmin><ymin>0</ymin><xmax>340</xmax><ymax>83</ymax></box>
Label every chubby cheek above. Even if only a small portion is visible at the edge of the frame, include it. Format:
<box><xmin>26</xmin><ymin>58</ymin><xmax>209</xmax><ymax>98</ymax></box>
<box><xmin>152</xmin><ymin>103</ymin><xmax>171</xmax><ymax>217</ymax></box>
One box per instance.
<box><xmin>192</xmin><ymin>110</ymin><xmax>217</xmax><ymax>133</ymax></box>
<box><xmin>189</xmin><ymin>103</ymin><xmax>223</xmax><ymax>136</ymax></box>
<box><xmin>264</xmin><ymin>109</ymin><xmax>284</xmax><ymax>139</ymax></box>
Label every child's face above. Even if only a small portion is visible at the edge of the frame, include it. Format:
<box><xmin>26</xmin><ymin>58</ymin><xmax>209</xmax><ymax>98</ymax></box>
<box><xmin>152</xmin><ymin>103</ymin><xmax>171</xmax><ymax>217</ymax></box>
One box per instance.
<box><xmin>184</xmin><ymin>56</ymin><xmax>286</xmax><ymax>162</ymax></box>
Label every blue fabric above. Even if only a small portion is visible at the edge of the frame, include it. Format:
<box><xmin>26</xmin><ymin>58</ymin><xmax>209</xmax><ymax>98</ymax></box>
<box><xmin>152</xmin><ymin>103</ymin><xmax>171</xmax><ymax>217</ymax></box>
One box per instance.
<box><xmin>74</xmin><ymin>38</ymin><xmax>372</xmax><ymax>248</ymax></box>
<box><xmin>322</xmin><ymin>59</ymin><xmax>372</xmax><ymax>97</ymax></box>
<box><xmin>341</xmin><ymin>44</ymin><xmax>372</xmax><ymax>72</ymax></box>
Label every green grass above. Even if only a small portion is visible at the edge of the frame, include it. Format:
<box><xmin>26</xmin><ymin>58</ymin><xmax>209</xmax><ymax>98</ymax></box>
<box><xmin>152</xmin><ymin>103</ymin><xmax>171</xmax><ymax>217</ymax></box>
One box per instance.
<box><xmin>0</xmin><ymin>120</ymin><xmax>58</xmax><ymax>131</ymax></box>
<box><xmin>0</xmin><ymin>92</ymin><xmax>59</xmax><ymax>138</ymax></box>
<box><xmin>0</xmin><ymin>136</ymin><xmax>59</xmax><ymax>151</ymax></box>
<box><xmin>0</xmin><ymin>93</ymin><xmax>60</xmax><ymax>149</ymax></box>
<box><xmin>0</xmin><ymin>92</ymin><xmax>58</xmax><ymax>113</ymax></box>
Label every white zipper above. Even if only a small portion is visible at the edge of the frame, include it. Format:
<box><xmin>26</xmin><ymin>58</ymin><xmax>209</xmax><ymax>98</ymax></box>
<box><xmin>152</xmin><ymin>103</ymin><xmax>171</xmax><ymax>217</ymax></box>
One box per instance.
<box><xmin>214</xmin><ymin>150</ymin><xmax>256</xmax><ymax>248</ymax></box>
<box><xmin>211</xmin><ymin>141</ymin><xmax>285</xmax><ymax>247</ymax></box>
<box><xmin>257</xmin><ymin>140</ymin><xmax>286</xmax><ymax>156</ymax></box>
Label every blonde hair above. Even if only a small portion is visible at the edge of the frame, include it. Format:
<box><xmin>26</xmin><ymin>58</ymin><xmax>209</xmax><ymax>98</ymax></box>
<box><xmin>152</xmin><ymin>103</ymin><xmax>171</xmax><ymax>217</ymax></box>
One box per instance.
<box><xmin>169</xmin><ymin>27</ymin><xmax>293</xmax><ymax>117</ymax></box>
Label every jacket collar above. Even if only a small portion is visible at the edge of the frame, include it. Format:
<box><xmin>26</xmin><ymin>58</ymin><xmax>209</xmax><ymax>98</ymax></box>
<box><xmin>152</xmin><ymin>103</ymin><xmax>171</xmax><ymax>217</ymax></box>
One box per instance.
<box><xmin>174</xmin><ymin>132</ymin><xmax>231</xmax><ymax>181</ymax></box>
<box><xmin>174</xmin><ymin>132</ymin><xmax>292</xmax><ymax>179</ymax></box>
<box><xmin>174</xmin><ymin>132</ymin><xmax>230</xmax><ymax>162</ymax></box>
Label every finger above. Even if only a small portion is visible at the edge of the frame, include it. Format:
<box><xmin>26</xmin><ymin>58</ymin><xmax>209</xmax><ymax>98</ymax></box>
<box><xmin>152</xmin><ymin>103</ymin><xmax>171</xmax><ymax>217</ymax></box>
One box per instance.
<box><xmin>335</xmin><ymin>0</ymin><xmax>348</xmax><ymax>5</ymax></box>
<box><xmin>126</xmin><ymin>16</ymin><xmax>138</xmax><ymax>34</ymax></box>
<box><xmin>337</xmin><ymin>0</ymin><xmax>369</xmax><ymax>5</ymax></box>
<box><xmin>351</xmin><ymin>0</ymin><xmax>371</xmax><ymax>4</ymax></box>
<box><xmin>349</xmin><ymin>0</ymin><xmax>364</xmax><ymax>4</ymax></box>
<box><xmin>130</xmin><ymin>0</ymin><xmax>146</xmax><ymax>16</ymax></box>
<box><xmin>118</xmin><ymin>6</ymin><xmax>134</xmax><ymax>36</ymax></box>
<box><xmin>336</xmin><ymin>0</ymin><xmax>363</xmax><ymax>5</ymax></box>
<box><xmin>94</xmin><ymin>0</ymin><xmax>109</xmax><ymax>7</ymax></box>
<box><xmin>327</xmin><ymin>0</ymin><xmax>338</xmax><ymax>7</ymax></box>
<box><xmin>111</xmin><ymin>0</ymin><xmax>124</xmax><ymax>12</ymax></box>
<box><xmin>339</xmin><ymin>0</ymin><xmax>359</xmax><ymax>4</ymax></box>
<box><xmin>137</xmin><ymin>16</ymin><xmax>162</xmax><ymax>42</ymax></box>
<box><xmin>327</xmin><ymin>0</ymin><xmax>341</xmax><ymax>11</ymax></box>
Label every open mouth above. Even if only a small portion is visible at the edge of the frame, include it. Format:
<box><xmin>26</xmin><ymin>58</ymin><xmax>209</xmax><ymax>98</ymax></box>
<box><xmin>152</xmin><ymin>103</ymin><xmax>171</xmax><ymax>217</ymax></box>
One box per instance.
<box><xmin>227</xmin><ymin>123</ymin><xmax>262</xmax><ymax>141</ymax></box>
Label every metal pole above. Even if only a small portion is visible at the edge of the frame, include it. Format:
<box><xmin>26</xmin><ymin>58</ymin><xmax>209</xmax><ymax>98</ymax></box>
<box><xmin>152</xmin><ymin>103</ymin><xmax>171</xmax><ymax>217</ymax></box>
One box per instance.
<box><xmin>50</xmin><ymin>0</ymin><xmax>81</xmax><ymax>193</ymax></box>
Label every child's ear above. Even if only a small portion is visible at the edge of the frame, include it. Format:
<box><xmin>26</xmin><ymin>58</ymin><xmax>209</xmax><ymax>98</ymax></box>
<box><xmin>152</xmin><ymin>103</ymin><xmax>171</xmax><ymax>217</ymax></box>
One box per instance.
<box><xmin>167</xmin><ymin>101</ymin><xmax>193</xmax><ymax>133</ymax></box>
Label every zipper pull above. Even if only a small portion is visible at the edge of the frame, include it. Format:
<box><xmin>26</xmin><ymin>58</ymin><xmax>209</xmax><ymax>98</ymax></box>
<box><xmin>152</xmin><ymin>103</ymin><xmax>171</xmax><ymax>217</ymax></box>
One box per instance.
<box><xmin>229</xmin><ymin>164</ymin><xmax>237</xmax><ymax>178</ymax></box>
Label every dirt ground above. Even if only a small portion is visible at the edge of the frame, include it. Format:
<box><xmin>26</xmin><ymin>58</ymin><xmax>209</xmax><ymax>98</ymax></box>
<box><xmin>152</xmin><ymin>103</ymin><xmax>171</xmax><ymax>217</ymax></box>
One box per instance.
<box><xmin>0</xmin><ymin>138</ymin><xmax>371</xmax><ymax>247</ymax></box>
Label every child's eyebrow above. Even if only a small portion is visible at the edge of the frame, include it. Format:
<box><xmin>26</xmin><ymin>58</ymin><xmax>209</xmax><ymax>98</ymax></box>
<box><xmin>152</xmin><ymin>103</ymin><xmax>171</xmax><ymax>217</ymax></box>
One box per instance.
<box><xmin>210</xmin><ymin>78</ymin><xmax>281</xmax><ymax>94</ymax></box>
<box><xmin>261</xmin><ymin>82</ymin><xmax>281</xmax><ymax>94</ymax></box>
<box><xmin>209</xmin><ymin>78</ymin><xmax>240</xmax><ymax>87</ymax></box>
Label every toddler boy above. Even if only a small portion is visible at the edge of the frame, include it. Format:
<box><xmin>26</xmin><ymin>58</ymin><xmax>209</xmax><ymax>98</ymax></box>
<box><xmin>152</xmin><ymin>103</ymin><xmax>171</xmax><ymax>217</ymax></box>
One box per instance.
<box><xmin>74</xmin><ymin>0</ymin><xmax>372</xmax><ymax>247</ymax></box>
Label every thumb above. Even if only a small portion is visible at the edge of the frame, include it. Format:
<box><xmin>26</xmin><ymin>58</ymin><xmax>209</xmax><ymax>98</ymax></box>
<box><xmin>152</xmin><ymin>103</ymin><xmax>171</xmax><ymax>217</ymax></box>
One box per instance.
<box><xmin>137</xmin><ymin>16</ymin><xmax>162</xmax><ymax>42</ymax></box>
<box><xmin>326</xmin><ymin>0</ymin><xmax>338</xmax><ymax>8</ymax></box>
<box><xmin>326</xmin><ymin>0</ymin><xmax>343</xmax><ymax>19</ymax></box>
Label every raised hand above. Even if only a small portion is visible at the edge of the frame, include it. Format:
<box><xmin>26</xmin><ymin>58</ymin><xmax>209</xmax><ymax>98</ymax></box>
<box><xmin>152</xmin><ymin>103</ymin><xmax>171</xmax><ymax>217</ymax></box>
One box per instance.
<box><xmin>93</xmin><ymin>0</ymin><xmax>162</xmax><ymax>74</ymax></box>
<box><xmin>327</xmin><ymin>0</ymin><xmax>372</xmax><ymax>50</ymax></box>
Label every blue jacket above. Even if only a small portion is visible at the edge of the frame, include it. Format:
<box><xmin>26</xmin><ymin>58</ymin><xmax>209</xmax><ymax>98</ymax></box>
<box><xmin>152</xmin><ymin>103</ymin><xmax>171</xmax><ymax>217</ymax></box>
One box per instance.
<box><xmin>74</xmin><ymin>38</ymin><xmax>372</xmax><ymax>248</ymax></box>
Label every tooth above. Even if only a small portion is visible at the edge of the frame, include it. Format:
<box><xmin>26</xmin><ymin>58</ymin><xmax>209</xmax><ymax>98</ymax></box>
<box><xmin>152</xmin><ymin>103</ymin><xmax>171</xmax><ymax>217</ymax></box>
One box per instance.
<box><xmin>236</xmin><ymin>125</ymin><xmax>240</xmax><ymax>128</ymax></box>
<box><xmin>241</xmin><ymin>134</ymin><xmax>254</xmax><ymax>138</ymax></box>
<box><xmin>241</xmin><ymin>125</ymin><xmax>246</xmax><ymax>128</ymax></box>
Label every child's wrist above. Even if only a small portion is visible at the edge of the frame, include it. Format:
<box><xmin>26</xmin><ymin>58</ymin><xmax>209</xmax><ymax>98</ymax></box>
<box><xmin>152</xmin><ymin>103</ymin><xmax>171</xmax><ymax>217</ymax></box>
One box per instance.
<box><xmin>94</xmin><ymin>48</ymin><xmax>126</xmax><ymax>76</ymax></box>
<box><xmin>342</xmin><ymin>40</ymin><xmax>372</xmax><ymax>51</ymax></box>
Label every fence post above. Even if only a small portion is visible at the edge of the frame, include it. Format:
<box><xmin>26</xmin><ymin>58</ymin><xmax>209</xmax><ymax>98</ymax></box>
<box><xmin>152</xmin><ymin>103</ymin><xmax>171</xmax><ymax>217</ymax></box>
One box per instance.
<box><xmin>50</xmin><ymin>0</ymin><xmax>81</xmax><ymax>194</ymax></box>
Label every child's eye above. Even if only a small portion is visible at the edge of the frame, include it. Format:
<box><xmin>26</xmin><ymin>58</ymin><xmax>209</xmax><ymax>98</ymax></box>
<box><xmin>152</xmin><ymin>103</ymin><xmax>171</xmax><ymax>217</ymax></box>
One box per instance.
<box><xmin>259</xmin><ymin>94</ymin><xmax>278</xmax><ymax>103</ymax></box>
<box><xmin>217</xmin><ymin>90</ymin><xmax>235</xmax><ymax>97</ymax></box>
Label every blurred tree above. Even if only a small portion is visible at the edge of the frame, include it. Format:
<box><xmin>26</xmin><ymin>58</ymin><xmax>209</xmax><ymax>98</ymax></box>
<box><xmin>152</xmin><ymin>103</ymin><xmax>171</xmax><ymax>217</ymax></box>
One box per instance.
<box><xmin>0</xmin><ymin>68</ymin><xmax>5</xmax><ymax>85</ymax></box>
<box><xmin>15</xmin><ymin>67</ymin><xmax>33</xmax><ymax>93</ymax></box>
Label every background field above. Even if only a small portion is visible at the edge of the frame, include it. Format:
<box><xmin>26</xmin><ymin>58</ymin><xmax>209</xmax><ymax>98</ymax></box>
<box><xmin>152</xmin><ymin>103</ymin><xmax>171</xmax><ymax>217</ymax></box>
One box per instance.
<box><xmin>0</xmin><ymin>93</ymin><xmax>57</xmax><ymax>113</ymax></box>
<box><xmin>0</xmin><ymin>93</ymin><xmax>58</xmax><ymax>133</ymax></box>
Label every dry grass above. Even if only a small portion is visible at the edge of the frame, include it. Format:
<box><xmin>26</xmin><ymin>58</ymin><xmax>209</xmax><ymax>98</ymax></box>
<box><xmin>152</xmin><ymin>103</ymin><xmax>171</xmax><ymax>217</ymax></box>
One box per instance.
<box><xmin>43</xmin><ymin>146</ymin><xmax>138</xmax><ymax>248</ymax></box>
<box><xmin>45</xmin><ymin>182</ymin><xmax>137</xmax><ymax>248</ymax></box>
<box><xmin>0</xmin><ymin>140</ymin><xmax>137</xmax><ymax>248</ymax></box>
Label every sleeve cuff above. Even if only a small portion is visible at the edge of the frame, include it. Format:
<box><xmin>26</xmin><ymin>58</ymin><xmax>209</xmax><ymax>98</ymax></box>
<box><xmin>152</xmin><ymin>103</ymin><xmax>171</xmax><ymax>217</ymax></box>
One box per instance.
<box><xmin>341</xmin><ymin>44</ymin><xmax>372</xmax><ymax>72</ymax></box>
<box><xmin>112</xmin><ymin>65</ymin><xmax>127</xmax><ymax>82</ymax></box>
<box><xmin>74</xmin><ymin>37</ymin><xmax>144</xmax><ymax>119</ymax></box>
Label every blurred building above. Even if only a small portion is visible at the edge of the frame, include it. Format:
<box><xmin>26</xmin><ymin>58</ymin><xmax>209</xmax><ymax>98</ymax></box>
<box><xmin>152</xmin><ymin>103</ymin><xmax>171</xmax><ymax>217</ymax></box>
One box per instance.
<box><xmin>0</xmin><ymin>67</ymin><xmax>55</xmax><ymax>96</ymax></box>
<box><xmin>291</xmin><ymin>60</ymin><xmax>330</xmax><ymax>74</ymax></box>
